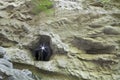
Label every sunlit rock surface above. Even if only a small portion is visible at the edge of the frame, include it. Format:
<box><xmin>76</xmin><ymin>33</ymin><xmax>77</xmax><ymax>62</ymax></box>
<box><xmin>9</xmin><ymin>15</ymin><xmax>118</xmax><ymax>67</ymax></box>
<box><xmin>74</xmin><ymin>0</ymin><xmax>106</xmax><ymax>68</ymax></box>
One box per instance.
<box><xmin>0</xmin><ymin>0</ymin><xmax>120</xmax><ymax>80</ymax></box>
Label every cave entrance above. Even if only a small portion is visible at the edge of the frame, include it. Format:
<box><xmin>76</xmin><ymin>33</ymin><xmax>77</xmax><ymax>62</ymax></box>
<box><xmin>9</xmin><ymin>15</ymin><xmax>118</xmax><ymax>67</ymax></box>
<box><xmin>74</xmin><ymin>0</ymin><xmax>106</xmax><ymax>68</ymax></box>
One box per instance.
<box><xmin>34</xmin><ymin>35</ymin><xmax>52</xmax><ymax>61</ymax></box>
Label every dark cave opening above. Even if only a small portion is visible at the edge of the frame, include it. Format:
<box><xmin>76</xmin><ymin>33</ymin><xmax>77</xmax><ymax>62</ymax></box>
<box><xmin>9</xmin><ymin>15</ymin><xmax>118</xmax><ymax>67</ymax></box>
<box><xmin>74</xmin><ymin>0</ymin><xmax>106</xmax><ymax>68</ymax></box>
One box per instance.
<box><xmin>33</xmin><ymin>35</ymin><xmax>53</xmax><ymax>61</ymax></box>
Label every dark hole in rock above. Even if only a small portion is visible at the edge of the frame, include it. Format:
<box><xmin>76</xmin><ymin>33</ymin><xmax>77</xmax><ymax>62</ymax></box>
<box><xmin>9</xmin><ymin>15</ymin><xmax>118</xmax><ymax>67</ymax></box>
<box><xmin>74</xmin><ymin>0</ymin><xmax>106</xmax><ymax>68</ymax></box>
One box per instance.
<box><xmin>33</xmin><ymin>35</ymin><xmax>53</xmax><ymax>61</ymax></box>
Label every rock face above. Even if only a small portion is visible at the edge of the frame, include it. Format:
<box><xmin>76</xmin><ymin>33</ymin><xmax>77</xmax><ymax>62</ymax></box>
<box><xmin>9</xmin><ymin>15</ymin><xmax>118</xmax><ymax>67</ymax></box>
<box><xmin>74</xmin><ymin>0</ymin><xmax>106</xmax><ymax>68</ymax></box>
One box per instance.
<box><xmin>0</xmin><ymin>0</ymin><xmax>120</xmax><ymax>80</ymax></box>
<box><xmin>0</xmin><ymin>47</ymin><xmax>38</xmax><ymax>80</ymax></box>
<box><xmin>0</xmin><ymin>47</ymin><xmax>6</xmax><ymax>58</ymax></box>
<box><xmin>103</xmin><ymin>26</ymin><xmax>120</xmax><ymax>35</ymax></box>
<box><xmin>72</xmin><ymin>36</ymin><xmax>118</xmax><ymax>54</ymax></box>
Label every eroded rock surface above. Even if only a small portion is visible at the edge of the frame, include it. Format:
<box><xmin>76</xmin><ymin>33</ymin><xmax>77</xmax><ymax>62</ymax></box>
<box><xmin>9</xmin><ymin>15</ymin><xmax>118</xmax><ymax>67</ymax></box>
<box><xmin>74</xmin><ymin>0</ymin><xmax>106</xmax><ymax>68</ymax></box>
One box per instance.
<box><xmin>0</xmin><ymin>47</ymin><xmax>39</xmax><ymax>80</ymax></box>
<box><xmin>72</xmin><ymin>36</ymin><xmax>118</xmax><ymax>54</ymax></box>
<box><xmin>0</xmin><ymin>0</ymin><xmax>120</xmax><ymax>80</ymax></box>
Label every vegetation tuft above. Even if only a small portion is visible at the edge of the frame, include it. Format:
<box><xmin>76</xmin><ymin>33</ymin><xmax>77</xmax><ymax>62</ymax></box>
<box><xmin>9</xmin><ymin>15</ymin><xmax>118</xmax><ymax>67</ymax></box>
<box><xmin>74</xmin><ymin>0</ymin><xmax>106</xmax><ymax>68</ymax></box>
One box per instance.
<box><xmin>31</xmin><ymin>0</ymin><xmax>53</xmax><ymax>15</ymax></box>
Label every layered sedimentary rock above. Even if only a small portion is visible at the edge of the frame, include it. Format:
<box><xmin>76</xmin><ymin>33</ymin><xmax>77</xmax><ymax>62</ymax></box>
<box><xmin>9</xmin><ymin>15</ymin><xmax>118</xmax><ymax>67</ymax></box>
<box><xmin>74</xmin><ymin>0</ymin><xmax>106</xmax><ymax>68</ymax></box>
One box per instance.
<box><xmin>0</xmin><ymin>0</ymin><xmax>120</xmax><ymax>80</ymax></box>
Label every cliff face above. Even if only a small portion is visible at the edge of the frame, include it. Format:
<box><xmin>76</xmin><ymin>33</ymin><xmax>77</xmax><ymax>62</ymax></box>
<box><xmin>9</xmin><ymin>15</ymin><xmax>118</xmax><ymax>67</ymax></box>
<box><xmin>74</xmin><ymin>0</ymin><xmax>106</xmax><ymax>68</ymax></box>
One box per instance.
<box><xmin>0</xmin><ymin>0</ymin><xmax>120</xmax><ymax>80</ymax></box>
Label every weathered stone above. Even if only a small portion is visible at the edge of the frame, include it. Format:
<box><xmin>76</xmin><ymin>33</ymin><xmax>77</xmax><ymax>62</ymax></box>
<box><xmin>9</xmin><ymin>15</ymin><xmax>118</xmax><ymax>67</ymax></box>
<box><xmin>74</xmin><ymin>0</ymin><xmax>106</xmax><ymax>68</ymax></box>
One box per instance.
<box><xmin>90</xmin><ymin>2</ymin><xmax>103</xmax><ymax>7</ymax></box>
<box><xmin>103</xmin><ymin>26</ymin><xmax>120</xmax><ymax>35</ymax></box>
<box><xmin>8</xmin><ymin>69</ymin><xmax>35</xmax><ymax>80</ymax></box>
<box><xmin>79</xmin><ymin>71</ymin><xmax>90</xmax><ymax>80</ymax></box>
<box><xmin>0</xmin><ymin>58</ymin><xmax>36</xmax><ymax>80</ymax></box>
<box><xmin>0</xmin><ymin>63</ymin><xmax>13</xmax><ymax>76</ymax></box>
<box><xmin>55</xmin><ymin>0</ymin><xmax>83</xmax><ymax>10</ymax></box>
<box><xmin>3</xmin><ymin>53</ymin><xmax>11</xmax><ymax>60</ymax></box>
<box><xmin>0</xmin><ymin>59</ymin><xmax>13</xmax><ymax>68</ymax></box>
<box><xmin>0</xmin><ymin>0</ymin><xmax>120</xmax><ymax>80</ymax></box>
<box><xmin>89</xmin><ymin>24</ymin><xmax>103</xmax><ymax>28</ymax></box>
<box><xmin>0</xmin><ymin>32</ymin><xmax>18</xmax><ymax>47</ymax></box>
<box><xmin>6</xmin><ymin>48</ymin><xmax>34</xmax><ymax>65</ymax></box>
<box><xmin>0</xmin><ymin>11</ymin><xmax>9</xmax><ymax>18</ymax></box>
<box><xmin>51</xmin><ymin>33</ymin><xmax>69</xmax><ymax>54</ymax></box>
<box><xmin>0</xmin><ymin>47</ymin><xmax>6</xmax><ymax>58</ymax></box>
<box><xmin>56</xmin><ymin>57</ymin><xmax>67</xmax><ymax>68</ymax></box>
<box><xmin>72</xmin><ymin>37</ymin><xmax>118</xmax><ymax>54</ymax></box>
